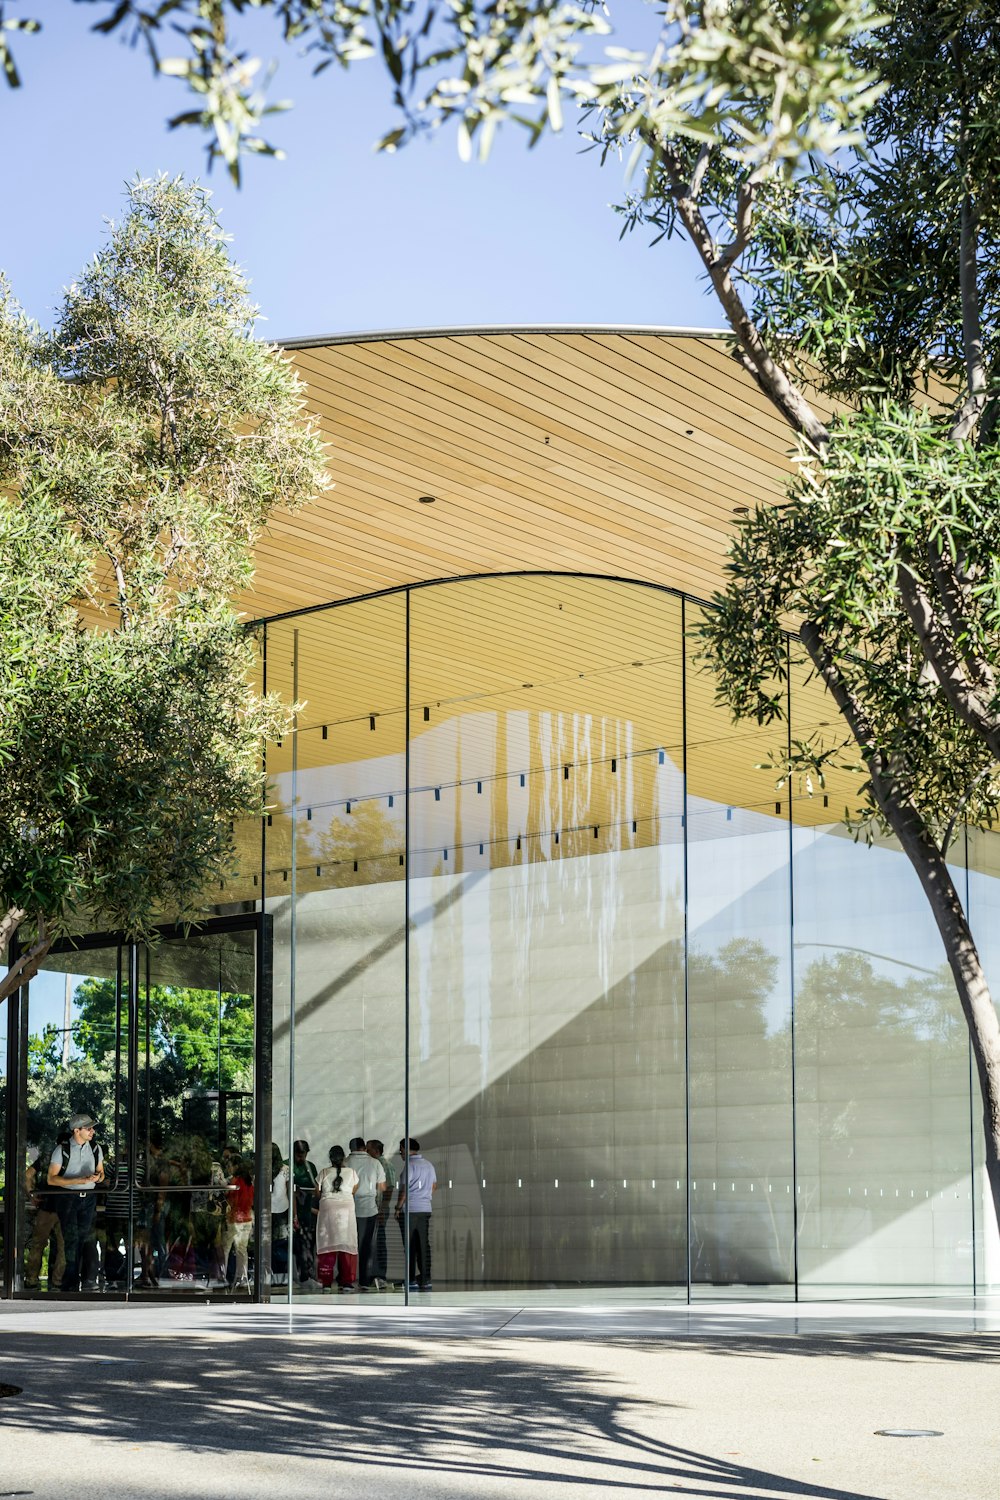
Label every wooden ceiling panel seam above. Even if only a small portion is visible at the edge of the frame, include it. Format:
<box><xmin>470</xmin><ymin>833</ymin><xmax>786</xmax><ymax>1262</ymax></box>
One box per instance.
<box><xmin>615</xmin><ymin>334</ymin><xmax>806</xmax><ymax>437</ymax></box>
<box><xmin>249</xmin><ymin>522</ymin><xmax>723</xmax><ymax>614</ymax></box>
<box><xmin>297</xmin><ymin>348</ymin><xmax>781</xmax><ymax>515</ymax></box>
<box><xmin>627</xmin><ymin>334</ymin><xmax>836</xmax><ymax>429</ymax></box>
<box><xmin>419</xmin><ymin>334</ymin><xmax>791</xmax><ymax>486</ymax></box>
<box><xmin>306</xmin><ymin>338</ymin><xmax>775</xmax><ymax>505</ymax></box>
<box><xmin>296</xmin><ymin>337</ymin><xmax>781</xmax><ymax>497</ymax></box>
<box><xmin>274</xmin><ymin>465</ymin><xmax>737</xmax><ymax>582</ymax></box>
<box><xmin>407</xmin><ymin>578</ymin><xmax>684</xmax><ymax>654</ymax></box>
<box><xmin>258</xmin><ymin>480</ymin><xmax>713</xmax><ymax>582</ymax></box>
<box><xmin>306</xmin><ymin>397</ymin><xmax>779</xmax><ymax>535</ymax></box>
<box><xmin>246</xmin><ymin>328</ymin><xmax>818</xmax><ymax>621</ymax></box>
<box><xmin>494</xmin><ymin>332</ymin><xmax>795</xmax><ymax>476</ymax></box>
<box><xmin>342</xmin><ymin>337</ymin><xmax>786</xmax><ymax>498</ymax></box>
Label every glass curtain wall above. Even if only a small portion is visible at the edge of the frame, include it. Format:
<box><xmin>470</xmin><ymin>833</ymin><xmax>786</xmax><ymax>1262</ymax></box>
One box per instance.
<box><xmin>7</xmin><ymin>571</ymin><xmax>995</xmax><ymax>1302</ymax></box>
<box><xmin>407</xmin><ymin>577</ymin><xmax>686</xmax><ymax>1295</ymax></box>
<box><xmin>266</xmin><ymin>596</ymin><xmax>408</xmax><ymax>1297</ymax></box>
<box><xmin>684</xmin><ymin>607</ymin><xmax>794</xmax><ymax>1297</ymax></box>
<box><xmin>263</xmin><ymin>573</ymin><xmax>992</xmax><ymax>1302</ymax></box>
<box><xmin>790</xmin><ymin>665</ymin><xmax>981</xmax><ymax>1294</ymax></box>
<box><xmin>958</xmin><ymin>829</ymin><xmax>1000</xmax><ymax>1291</ymax></box>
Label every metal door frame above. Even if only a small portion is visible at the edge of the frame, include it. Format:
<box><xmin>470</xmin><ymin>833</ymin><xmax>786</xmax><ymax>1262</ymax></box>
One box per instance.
<box><xmin>2</xmin><ymin>911</ymin><xmax>272</xmax><ymax>1301</ymax></box>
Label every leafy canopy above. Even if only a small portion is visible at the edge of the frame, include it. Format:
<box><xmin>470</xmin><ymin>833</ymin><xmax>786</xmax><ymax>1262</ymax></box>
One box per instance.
<box><xmin>0</xmin><ymin>176</ymin><xmax>328</xmax><ymax>983</ymax></box>
<box><xmin>2</xmin><ymin>1</ymin><xmax>885</xmax><ymax>181</ymax></box>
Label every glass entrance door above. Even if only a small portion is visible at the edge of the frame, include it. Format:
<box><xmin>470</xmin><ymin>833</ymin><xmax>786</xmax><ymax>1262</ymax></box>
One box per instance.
<box><xmin>4</xmin><ymin>915</ymin><xmax>269</xmax><ymax>1300</ymax></box>
<box><xmin>134</xmin><ymin>926</ymin><xmax>265</xmax><ymax>1297</ymax></box>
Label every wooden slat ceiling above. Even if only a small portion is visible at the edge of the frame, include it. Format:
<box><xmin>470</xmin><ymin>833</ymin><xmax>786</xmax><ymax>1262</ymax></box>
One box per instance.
<box><xmin>218</xmin><ymin>330</ymin><xmax>850</xmax><ymax>902</ymax></box>
<box><xmin>238</xmin><ymin>327</ymin><xmax>820</xmax><ymax>621</ymax></box>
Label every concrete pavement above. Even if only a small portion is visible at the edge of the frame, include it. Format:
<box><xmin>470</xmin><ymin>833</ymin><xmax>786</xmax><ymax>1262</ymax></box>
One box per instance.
<box><xmin>0</xmin><ymin>1300</ymin><xmax>997</xmax><ymax>1499</ymax></box>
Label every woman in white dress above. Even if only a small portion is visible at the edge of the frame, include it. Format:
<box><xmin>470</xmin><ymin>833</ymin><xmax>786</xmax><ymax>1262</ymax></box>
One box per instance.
<box><xmin>315</xmin><ymin>1145</ymin><xmax>359</xmax><ymax>1291</ymax></box>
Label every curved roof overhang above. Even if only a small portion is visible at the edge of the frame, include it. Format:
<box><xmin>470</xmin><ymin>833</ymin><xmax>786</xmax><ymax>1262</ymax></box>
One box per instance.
<box><xmin>240</xmin><ymin>325</ymin><xmax>817</xmax><ymax>623</ymax></box>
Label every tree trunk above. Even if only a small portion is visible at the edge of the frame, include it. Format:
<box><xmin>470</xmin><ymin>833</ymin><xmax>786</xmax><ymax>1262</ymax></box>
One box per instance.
<box><xmin>0</xmin><ymin>910</ymin><xmax>52</xmax><ymax>1005</ymax></box>
<box><xmin>799</xmin><ymin>623</ymin><xmax>1000</xmax><ymax>1240</ymax></box>
<box><xmin>884</xmin><ymin>803</ymin><xmax>1000</xmax><ymax>1241</ymax></box>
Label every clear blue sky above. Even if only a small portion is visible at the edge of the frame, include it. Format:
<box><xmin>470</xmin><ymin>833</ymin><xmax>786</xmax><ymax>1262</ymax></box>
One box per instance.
<box><xmin>3</xmin><ymin>1</ymin><xmax>717</xmax><ymax>338</ymax></box>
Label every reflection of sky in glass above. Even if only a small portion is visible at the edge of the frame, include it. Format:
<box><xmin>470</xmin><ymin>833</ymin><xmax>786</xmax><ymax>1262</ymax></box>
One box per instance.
<box><xmin>793</xmin><ymin>828</ymin><xmax>953</xmax><ymax>975</ymax></box>
<box><xmin>24</xmin><ymin>969</ymin><xmax>87</xmax><ymax>1054</ymax></box>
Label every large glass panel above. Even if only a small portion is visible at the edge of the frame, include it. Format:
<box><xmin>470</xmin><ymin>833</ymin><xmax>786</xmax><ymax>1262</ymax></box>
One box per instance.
<box><xmin>962</xmin><ymin>827</ymin><xmax>1000</xmax><ymax>1291</ymax></box>
<box><xmin>266</xmin><ymin>595</ymin><xmax>407</xmax><ymax>1297</ymax></box>
<box><xmin>791</xmin><ymin>667</ymin><xmax>975</xmax><ymax>1295</ymax></box>
<box><xmin>20</xmin><ymin>945</ymin><xmax>125</xmax><ymax>1296</ymax></box>
<box><xmin>684</xmin><ymin>605</ymin><xmax>795</xmax><ymax>1297</ymax></box>
<box><xmin>408</xmin><ymin>576</ymin><xmax>686</xmax><ymax>1300</ymax></box>
<box><xmin>133</xmin><ymin>929</ymin><xmax>257</xmax><ymax>1294</ymax></box>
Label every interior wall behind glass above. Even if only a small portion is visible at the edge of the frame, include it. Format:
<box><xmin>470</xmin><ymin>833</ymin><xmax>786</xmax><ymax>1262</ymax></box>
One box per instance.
<box><xmin>684</xmin><ymin>605</ymin><xmax>794</xmax><ymax>1295</ymax></box>
<box><xmin>791</xmin><ymin>668</ymin><xmax>975</xmax><ymax>1294</ymax></box>
<box><xmin>408</xmin><ymin>577</ymin><xmax>686</xmax><ymax>1290</ymax></box>
<box><xmin>266</xmin><ymin>598</ymin><xmax>407</xmax><ymax>1282</ymax></box>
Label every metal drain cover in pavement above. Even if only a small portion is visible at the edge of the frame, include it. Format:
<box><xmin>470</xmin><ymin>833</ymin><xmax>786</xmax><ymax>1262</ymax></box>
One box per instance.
<box><xmin>875</xmin><ymin>1428</ymin><xmax>943</xmax><ymax>1437</ymax></box>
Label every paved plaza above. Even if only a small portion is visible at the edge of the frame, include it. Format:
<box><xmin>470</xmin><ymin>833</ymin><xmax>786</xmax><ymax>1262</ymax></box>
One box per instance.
<box><xmin>0</xmin><ymin>1299</ymin><xmax>997</xmax><ymax>1500</ymax></box>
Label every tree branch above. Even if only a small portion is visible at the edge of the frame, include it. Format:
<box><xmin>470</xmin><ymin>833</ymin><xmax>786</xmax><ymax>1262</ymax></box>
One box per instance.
<box><xmin>110</xmin><ymin>553</ymin><xmax>130</xmax><ymax>622</ymax></box>
<box><xmin>688</xmin><ymin>142</ymin><xmax>711</xmax><ymax>201</ymax></box>
<box><xmin>0</xmin><ymin>914</ymin><xmax>51</xmax><ymax>1006</ymax></box>
<box><xmin>951</xmin><ymin>191</ymin><xmax>987</xmax><ymax>443</ymax></box>
<box><xmin>659</xmin><ymin>142</ymin><xmax>829</xmax><ymax>452</ymax></box>
<box><xmin>0</xmin><ymin>905</ymin><xmax>26</xmax><ymax>955</ymax></box>
<box><xmin>941</xmin><ymin>768</ymin><xmax>990</xmax><ymax>859</ymax></box>
<box><xmin>926</xmin><ymin>545</ymin><xmax>997</xmax><ymax>700</ymax></box>
<box><xmin>717</xmin><ymin>176</ymin><xmax>757</xmax><ymax>272</ymax></box>
<box><xmin>895</xmin><ymin>563</ymin><xmax>1000</xmax><ymax>759</ymax></box>
<box><xmin>799</xmin><ymin>618</ymin><xmax>948</xmax><ymax>865</ymax></box>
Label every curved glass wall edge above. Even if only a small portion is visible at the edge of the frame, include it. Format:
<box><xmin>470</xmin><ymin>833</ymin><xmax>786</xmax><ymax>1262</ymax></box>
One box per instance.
<box><xmin>3</xmin><ymin>571</ymin><xmax>998</xmax><ymax>1304</ymax></box>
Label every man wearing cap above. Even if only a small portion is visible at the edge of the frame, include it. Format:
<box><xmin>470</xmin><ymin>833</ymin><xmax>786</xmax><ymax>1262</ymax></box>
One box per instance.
<box><xmin>47</xmin><ymin>1113</ymin><xmax>104</xmax><ymax>1292</ymax></box>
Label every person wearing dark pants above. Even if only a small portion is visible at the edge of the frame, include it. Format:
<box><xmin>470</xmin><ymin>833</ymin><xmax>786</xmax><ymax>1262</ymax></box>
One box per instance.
<box><xmin>367</xmin><ymin>1140</ymin><xmax>396</xmax><ymax>1287</ymax></box>
<box><xmin>48</xmin><ymin>1114</ymin><xmax>104</xmax><ymax>1292</ymax></box>
<box><xmin>395</xmin><ymin>1138</ymin><xmax>437</xmax><ymax>1291</ymax></box>
<box><xmin>346</xmin><ymin>1138</ymin><xmax>385</xmax><ymax>1289</ymax></box>
<box><xmin>58</xmin><ymin>1193</ymin><xmax>99</xmax><ymax>1290</ymax></box>
<box><xmin>292</xmin><ymin>1140</ymin><xmax>319</xmax><ymax>1286</ymax></box>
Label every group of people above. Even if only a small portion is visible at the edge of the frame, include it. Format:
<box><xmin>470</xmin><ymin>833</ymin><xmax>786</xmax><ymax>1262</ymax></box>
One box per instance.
<box><xmin>293</xmin><ymin>1137</ymin><xmax>437</xmax><ymax>1293</ymax></box>
<box><xmin>23</xmin><ymin>1113</ymin><xmax>261</xmax><ymax>1293</ymax></box>
<box><xmin>21</xmin><ymin>1114</ymin><xmax>438</xmax><ymax>1296</ymax></box>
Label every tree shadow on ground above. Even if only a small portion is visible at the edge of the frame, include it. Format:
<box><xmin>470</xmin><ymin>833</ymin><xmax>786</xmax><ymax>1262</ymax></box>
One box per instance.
<box><xmin>579</xmin><ymin>1331</ymin><xmax>1000</xmax><ymax>1364</ymax></box>
<box><xmin>0</xmin><ymin>1329</ymin><xmax>915</xmax><ymax>1500</ymax></box>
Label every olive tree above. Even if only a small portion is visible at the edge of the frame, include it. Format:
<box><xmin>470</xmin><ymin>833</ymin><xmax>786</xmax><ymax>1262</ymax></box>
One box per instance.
<box><xmin>0</xmin><ymin>174</ymin><xmax>328</xmax><ymax>998</ymax></box>
<box><xmin>9</xmin><ymin>1</ymin><xmax>1000</xmax><ymax>1228</ymax></box>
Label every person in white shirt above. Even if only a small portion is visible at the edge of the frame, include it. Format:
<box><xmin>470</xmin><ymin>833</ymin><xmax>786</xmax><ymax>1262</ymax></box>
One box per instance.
<box><xmin>315</xmin><ymin>1145</ymin><xmax>359</xmax><ymax>1292</ymax></box>
<box><xmin>395</xmin><ymin>1137</ymin><xmax>437</xmax><ymax>1291</ymax></box>
<box><xmin>346</xmin><ymin>1137</ymin><xmax>386</xmax><ymax>1289</ymax></box>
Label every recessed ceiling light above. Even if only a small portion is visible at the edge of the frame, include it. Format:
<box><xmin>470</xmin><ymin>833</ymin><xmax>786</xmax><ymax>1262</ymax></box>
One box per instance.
<box><xmin>418</xmin><ymin>494</ymin><xmax>437</xmax><ymax>504</ymax></box>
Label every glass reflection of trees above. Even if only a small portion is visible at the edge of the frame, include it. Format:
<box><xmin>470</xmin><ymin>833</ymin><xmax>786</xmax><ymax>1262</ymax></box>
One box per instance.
<box><xmin>689</xmin><ymin>938</ymin><xmax>967</xmax><ymax>1285</ymax></box>
<box><xmin>25</xmin><ymin>977</ymin><xmax>254</xmax><ymax>1174</ymax></box>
